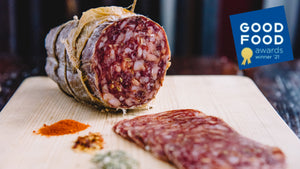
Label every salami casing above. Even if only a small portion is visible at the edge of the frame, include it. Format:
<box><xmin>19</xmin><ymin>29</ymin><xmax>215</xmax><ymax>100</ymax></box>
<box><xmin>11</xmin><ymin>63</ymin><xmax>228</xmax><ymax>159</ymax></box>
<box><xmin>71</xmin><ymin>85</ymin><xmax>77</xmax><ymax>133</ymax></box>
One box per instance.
<box><xmin>45</xmin><ymin>7</ymin><xmax>171</xmax><ymax>109</ymax></box>
<box><xmin>113</xmin><ymin>109</ymin><xmax>286</xmax><ymax>169</ymax></box>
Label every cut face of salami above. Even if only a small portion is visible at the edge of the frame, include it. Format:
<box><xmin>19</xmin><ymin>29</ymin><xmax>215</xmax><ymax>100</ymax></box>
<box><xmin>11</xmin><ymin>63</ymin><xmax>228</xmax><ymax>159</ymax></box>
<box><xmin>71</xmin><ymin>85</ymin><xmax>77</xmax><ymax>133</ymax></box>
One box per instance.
<box><xmin>113</xmin><ymin>109</ymin><xmax>286</xmax><ymax>169</ymax></box>
<box><xmin>93</xmin><ymin>16</ymin><xmax>170</xmax><ymax>108</ymax></box>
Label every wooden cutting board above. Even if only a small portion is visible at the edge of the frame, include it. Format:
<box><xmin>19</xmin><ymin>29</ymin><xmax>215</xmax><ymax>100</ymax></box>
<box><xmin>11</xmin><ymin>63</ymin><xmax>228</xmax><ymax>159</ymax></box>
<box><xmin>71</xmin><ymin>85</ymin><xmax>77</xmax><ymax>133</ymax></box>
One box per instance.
<box><xmin>0</xmin><ymin>76</ymin><xmax>300</xmax><ymax>169</ymax></box>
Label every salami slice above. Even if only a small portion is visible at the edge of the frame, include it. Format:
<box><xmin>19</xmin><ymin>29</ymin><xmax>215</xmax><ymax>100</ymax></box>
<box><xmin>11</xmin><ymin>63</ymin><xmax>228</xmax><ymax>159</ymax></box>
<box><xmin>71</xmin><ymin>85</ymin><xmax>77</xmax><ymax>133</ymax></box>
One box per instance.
<box><xmin>113</xmin><ymin>109</ymin><xmax>203</xmax><ymax>142</ymax></box>
<box><xmin>113</xmin><ymin>109</ymin><xmax>286</xmax><ymax>169</ymax></box>
<box><xmin>45</xmin><ymin>7</ymin><xmax>171</xmax><ymax>109</ymax></box>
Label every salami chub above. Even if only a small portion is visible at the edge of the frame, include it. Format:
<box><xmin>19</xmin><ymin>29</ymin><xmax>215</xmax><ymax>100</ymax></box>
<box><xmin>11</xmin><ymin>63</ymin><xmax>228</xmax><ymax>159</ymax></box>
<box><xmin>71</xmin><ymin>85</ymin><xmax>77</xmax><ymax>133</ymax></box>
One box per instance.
<box><xmin>45</xmin><ymin>7</ymin><xmax>171</xmax><ymax>109</ymax></box>
<box><xmin>113</xmin><ymin>109</ymin><xmax>286</xmax><ymax>169</ymax></box>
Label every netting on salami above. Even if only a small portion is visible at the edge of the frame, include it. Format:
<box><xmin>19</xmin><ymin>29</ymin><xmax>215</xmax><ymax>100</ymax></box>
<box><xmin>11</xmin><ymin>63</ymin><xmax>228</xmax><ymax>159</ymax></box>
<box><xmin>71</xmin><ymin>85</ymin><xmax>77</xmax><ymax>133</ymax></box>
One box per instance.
<box><xmin>113</xmin><ymin>109</ymin><xmax>286</xmax><ymax>169</ymax></box>
<box><xmin>45</xmin><ymin>7</ymin><xmax>170</xmax><ymax>109</ymax></box>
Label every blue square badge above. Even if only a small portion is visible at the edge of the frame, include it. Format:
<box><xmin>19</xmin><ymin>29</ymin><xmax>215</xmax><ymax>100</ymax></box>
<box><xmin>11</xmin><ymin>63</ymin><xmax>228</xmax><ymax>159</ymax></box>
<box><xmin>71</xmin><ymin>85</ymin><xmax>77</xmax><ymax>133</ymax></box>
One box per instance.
<box><xmin>230</xmin><ymin>6</ymin><xmax>294</xmax><ymax>70</ymax></box>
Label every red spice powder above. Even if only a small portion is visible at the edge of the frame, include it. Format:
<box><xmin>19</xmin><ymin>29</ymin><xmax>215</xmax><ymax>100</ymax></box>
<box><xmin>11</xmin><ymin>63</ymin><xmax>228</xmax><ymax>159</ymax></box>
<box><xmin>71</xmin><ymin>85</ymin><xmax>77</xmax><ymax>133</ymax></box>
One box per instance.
<box><xmin>35</xmin><ymin>119</ymin><xmax>90</xmax><ymax>136</ymax></box>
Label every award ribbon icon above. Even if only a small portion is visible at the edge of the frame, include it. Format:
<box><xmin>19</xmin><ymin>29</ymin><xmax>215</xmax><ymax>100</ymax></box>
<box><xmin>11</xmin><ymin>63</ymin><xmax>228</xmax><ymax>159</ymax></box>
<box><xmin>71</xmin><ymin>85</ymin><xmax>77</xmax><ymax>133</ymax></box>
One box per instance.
<box><xmin>241</xmin><ymin>47</ymin><xmax>253</xmax><ymax>65</ymax></box>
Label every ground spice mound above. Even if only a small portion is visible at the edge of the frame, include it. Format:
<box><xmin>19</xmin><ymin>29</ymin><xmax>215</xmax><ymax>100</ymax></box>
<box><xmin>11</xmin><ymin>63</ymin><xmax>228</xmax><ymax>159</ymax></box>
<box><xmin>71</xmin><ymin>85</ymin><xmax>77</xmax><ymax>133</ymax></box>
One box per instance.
<box><xmin>35</xmin><ymin>119</ymin><xmax>90</xmax><ymax>136</ymax></box>
<box><xmin>92</xmin><ymin>150</ymin><xmax>139</xmax><ymax>169</ymax></box>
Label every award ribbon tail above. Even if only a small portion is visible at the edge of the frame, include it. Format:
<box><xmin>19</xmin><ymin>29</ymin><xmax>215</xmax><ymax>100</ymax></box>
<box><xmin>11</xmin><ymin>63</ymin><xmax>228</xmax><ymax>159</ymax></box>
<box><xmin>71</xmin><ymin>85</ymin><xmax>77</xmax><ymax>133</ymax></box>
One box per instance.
<box><xmin>247</xmin><ymin>58</ymin><xmax>251</xmax><ymax>64</ymax></box>
<box><xmin>241</xmin><ymin>58</ymin><xmax>246</xmax><ymax>65</ymax></box>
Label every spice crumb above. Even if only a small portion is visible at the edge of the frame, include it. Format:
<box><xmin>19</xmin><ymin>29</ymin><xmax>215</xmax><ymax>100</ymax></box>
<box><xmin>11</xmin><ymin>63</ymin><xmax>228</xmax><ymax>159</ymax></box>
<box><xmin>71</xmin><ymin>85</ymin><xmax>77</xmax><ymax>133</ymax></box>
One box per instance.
<box><xmin>72</xmin><ymin>132</ymin><xmax>104</xmax><ymax>152</ymax></box>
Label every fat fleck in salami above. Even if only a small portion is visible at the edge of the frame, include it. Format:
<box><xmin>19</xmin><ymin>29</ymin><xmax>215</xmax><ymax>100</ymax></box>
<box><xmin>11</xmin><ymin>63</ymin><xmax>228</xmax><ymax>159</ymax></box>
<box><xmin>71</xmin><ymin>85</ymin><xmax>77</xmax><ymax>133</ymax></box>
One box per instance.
<box><xmin>45</xmin><ymin>6</ymin><xmax>171</xmax><ymax>109</ymax></box>
<box><xmin>113</xmin><ymin>109</ymin><xmax>286</xmax><ymax>169</ymax></box>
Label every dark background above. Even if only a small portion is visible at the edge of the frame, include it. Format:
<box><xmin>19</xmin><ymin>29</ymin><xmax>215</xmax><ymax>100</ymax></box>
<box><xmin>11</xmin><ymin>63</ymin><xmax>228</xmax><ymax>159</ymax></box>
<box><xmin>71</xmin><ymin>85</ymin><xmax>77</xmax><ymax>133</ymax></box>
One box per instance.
<box><xmin>0</xmin><ymin>0</ymin><xmax>300</xmax><ymax>109</ymax></box>
<box><xmin>4</xmin><ymin>0</ymin><xmax>299</xmax><ymax>71</ymax></box>
<box><xmin>1</xmin><ymin>0</ymin><xmax>300</xmax><ymax>70</ymax></box>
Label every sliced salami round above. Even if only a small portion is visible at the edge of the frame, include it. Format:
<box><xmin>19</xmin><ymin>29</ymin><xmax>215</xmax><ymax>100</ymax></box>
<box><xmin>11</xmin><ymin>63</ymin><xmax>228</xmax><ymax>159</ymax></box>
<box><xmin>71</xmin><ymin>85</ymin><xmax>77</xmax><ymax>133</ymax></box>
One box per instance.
<box><xmin>113</xmin><ymin>109</ymin><xmax>286</xmax><ymax>169</ymax></box>
<box><xmin>93</xmin><ymin>15</ymin><xmax>170</xmax><ymax>108</ymax></box>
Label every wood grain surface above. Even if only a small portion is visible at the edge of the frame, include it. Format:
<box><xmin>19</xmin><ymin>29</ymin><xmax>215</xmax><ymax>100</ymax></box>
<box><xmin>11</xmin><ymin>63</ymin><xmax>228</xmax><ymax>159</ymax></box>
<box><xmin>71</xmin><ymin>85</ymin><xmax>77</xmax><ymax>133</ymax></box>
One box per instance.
<box><xmin>0</xmin><ymin>76</ymin><xmax>299</xmax><ymax>169</ymax></box>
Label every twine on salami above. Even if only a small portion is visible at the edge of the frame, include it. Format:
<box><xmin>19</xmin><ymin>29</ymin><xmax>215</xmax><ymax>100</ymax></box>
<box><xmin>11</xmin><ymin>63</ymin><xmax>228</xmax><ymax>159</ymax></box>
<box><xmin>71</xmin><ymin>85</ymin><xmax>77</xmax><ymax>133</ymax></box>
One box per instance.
<box><xmin>63</xmin><ymin>7</ymin><xmax>136</xmax><ymax>106</ymax></box>
<box><xmin>131</xmin><ymin>0</ymin><xmax>137</xmax><ymax>12</ymax></box>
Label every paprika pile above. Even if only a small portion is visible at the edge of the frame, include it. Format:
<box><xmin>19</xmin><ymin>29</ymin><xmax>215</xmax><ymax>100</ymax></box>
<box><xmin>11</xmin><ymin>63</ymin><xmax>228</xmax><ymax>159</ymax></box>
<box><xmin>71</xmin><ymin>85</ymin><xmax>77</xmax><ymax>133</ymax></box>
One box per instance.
<box><xmin>34</xmin><ymin>119</ymin><xmax>90</xmax><ymax>136</ymax></box>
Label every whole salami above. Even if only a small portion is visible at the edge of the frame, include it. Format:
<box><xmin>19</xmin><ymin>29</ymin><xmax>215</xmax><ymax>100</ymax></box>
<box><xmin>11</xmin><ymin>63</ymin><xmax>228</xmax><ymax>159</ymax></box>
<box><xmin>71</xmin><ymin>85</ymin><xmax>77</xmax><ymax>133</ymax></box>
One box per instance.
<box><xmin>45</xmin><ymin>7</ymin><xmax>171</xmax><ymax>109</ymax></box>
<box><xmin>113</xmin><ymin>109</ymin><xmax>286</xmax><ymax>169</ymax></box>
